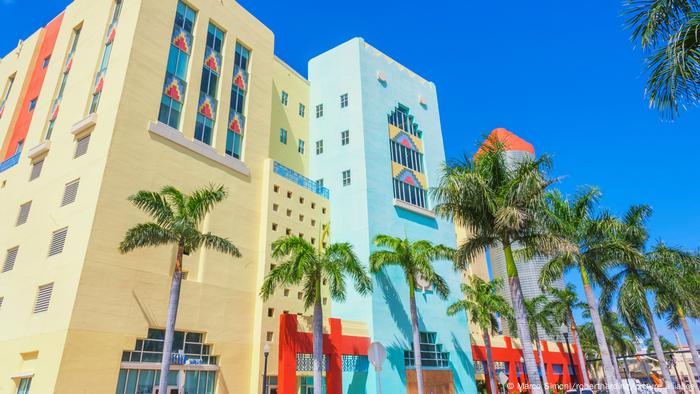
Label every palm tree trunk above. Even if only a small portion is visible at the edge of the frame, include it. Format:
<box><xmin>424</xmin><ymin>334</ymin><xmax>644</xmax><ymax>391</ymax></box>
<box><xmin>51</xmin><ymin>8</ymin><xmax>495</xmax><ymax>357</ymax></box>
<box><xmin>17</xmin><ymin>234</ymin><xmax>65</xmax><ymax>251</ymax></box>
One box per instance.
<box><xmin>645</xmin><ymin>312</ymin><xmax>674</xmax><ymax>393</ymax></box>
<box><xmin>158</xmin><ymin>244</ymin><xmax>184</xmax><ymax>394</ymax></box>
<box><xmin>569</xmin><ymin>313</ymin><xmax>590</xmax><ymax>386</ymax></box>
<box><xmin>313</xmin><ymin>285</ymin><xmax>324</xmax><ymax>394</ymax></box>
<box><xmin>503</xmin><ymin>243</ymin><xmax>544</xmax><ymax>394</ymax></box>
<box><xmin>484</xmin><ymin>331</ymin><xmax>499</xmax><ymax>394</ymax></box>
<box><xmin>536</xmin><ymin>339</ymin><xmax>549</xmax><ymax>392</ymax></box>
<box><xmin>609</xmin><ymin>346</ymin><xmax>622</xmax><ymax>384</ymax></box>
<box><xmin>409</xmin><ymin>279</ymin><xmax>424</xmax><ymax>394</ymax></box>
<box><xmin>579</xmin><ymin>263</ymin><xmax>620</xmax><ymax>394</ymax></box>
<box><xmin>678</xmin><ymin>304</ymin><xmax>700</xmax><ymax>380</ymax></box>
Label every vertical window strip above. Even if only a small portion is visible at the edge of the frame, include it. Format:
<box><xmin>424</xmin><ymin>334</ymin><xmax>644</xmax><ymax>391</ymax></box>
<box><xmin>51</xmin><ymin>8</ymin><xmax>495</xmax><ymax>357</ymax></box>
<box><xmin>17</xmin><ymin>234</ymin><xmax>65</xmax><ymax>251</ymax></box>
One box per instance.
<box><xmin>159</xmin><ymin>1</ymin><xmax>197</xmax><ymax>129</ymax></box>
<box><xmin>89</xmin><ymin>0</ymin><xmax>123</xmax><ymax>114</ymax></box>
<box><xmin>45</xmin><ymin>28</ymin><xmax>81</xmax><ymax>140</ymax></box>
<box><xmin>16</xmin><ymin>201</ymin><xmax>31</xmax><ymax>226</ymax></box>
<box><xmin>29</xmin><ymin>159</ymin><xmax>44</xmax><ymax>181</ymax></box>
<box><xmin>33</xmin><ymin>283</ymin><xmax>54</xmax><ymax>313</ymax></box>
<box><xmin>225</xmin><ymin>43</ymin><xmax>251</xmax><ymax>159</ymax></box>
<box><xmin>0</xmin><ymin>74</ymin><xmax>15</xmax><ymax>119</ymax></box>
<box><xmin>194</xmin><ymin>23</ymin><xmax>224</xmax><ymax>145</ymax></box>
<box><xmin>3</xmin><ymin>247</ymin><xmax>18</xmax><ymax>273</ymax></box>
<box><xmin>48</xmin><ymin>227</ymin><xmax>68</xmax><ymax>256</ymax></box>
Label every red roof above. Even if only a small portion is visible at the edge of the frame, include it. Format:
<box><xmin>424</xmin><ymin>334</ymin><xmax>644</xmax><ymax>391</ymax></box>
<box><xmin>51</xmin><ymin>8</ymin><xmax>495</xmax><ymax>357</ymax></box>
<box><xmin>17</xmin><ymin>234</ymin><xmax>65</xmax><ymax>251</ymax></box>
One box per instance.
<box><xmin>476</xmin><ymin>128</ymin><xmax>535</xmax><ymax>156</ymax></box>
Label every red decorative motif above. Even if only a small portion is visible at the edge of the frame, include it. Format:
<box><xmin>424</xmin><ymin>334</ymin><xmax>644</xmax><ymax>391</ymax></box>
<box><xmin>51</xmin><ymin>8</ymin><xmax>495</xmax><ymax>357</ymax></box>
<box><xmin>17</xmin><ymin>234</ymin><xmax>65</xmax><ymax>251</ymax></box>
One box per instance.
<box><xmin>106</xmin><ymin>25</ymin><xmax>117</xmax><ymax>45</ymax></box>
<box><xmin>233</xmin><ymin>72</ymin><xmax>246</xmax><ymax>90</ymax></box>
<box><xmin>205</xmin><ymin>54</ymin><xmax>219</xmax><ymax>73</ymax></box>
<box><xmin>64</xmin><ymin>57</ymin><xmax>73</xmax><ymax>74</ymax></box>
<box><xmin>50</xmin><ymin>104</ymin><xmax>60</xmax><ymax>121</ymax></box>
<box><xmin>173</xmin><ymin>32</ymin><xmax>189</xmax><ymax>53</ymax></box>
<box><xmin>165</xmin><ymin>81</ymin><xmax>182</xmax><ymax>102</ymax></box>
<box><xmin>198</xmin><ymin>98</ymin><xmax>214</xmax><ymax>119</ymax></box>
<box><xmin>94</xmin><ymin>77</ymin><xmax>104</xmax><ymax>94</ymax></box>
<box><xmin>402</xmin><ymin>174</ymin><xmax>416</xmax><ymax>186</ymax></box>
<box><xmin>229</xmin><ymin>115</ymin><xmax>241</xmax><ymax>134</ymax></box>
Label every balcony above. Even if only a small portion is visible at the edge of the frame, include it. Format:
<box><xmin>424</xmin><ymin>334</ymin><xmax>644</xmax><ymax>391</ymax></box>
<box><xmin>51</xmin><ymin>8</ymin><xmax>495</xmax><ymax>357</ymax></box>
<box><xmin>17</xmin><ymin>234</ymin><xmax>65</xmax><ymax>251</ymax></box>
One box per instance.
<box><xmin>0</xmin><ymin>151</ymin><xmax>20</xmax><ymax>173</ymax></box>
<box><xmin>273</xmin><ymin>161</ymin><xmax>329</xmax><ymax>199</ymax></box>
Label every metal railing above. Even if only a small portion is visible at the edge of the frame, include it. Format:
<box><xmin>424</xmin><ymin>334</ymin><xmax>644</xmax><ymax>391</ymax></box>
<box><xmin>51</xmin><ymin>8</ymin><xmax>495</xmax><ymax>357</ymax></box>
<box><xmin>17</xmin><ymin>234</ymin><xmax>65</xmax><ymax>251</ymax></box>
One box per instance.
<box><xmin>273</xmin><ymin>161</ymin><xmax>329</xmax><ymax>199</ymax></box>
<box><xmin>0</xmin><ymin>151</ymin><xmax>20</xmax><ymax>173</ymax></box>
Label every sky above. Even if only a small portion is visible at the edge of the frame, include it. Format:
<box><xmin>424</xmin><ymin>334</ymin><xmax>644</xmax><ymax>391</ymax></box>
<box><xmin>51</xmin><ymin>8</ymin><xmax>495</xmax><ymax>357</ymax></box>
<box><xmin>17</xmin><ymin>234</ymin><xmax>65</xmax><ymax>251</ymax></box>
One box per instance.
<box><xmin>1</xmin><ymin>1</ymin><xmax>697</xmax><ymax>344</ymax></box>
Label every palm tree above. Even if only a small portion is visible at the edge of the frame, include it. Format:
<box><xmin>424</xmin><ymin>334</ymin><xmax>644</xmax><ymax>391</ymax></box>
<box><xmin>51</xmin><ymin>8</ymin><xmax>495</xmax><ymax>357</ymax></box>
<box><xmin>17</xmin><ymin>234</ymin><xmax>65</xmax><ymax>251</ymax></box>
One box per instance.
<box><xmin>539</xmin><ymin>188</ymin><xmax>635</xmax><ymax>394</ymax></box>
<box><xmin>433</xmin><ymin>138</ymin><xmax>562</xmax><ymax>394</ymax></box>
<box><xmin>595</xmin><ymin>309</ymin><xmax>637</xmax><ymax>381</ymax></box>
<box><xmin>645</xmin><ymin>336</ymin><xmax>677</xmax><ymax>355</ymax></box>
<box><xmin>523</xmin><ymin>295</ymin><xmax>559</xmax><ymax>392</ymax></box>
<box><xmin>578</xmin><ymin>322</ymin><xmax>603</xmax><ymax>382</ymax></box>
<box><xmin>260</xmin><ymin>231</ymin><xmax>372</xmax><ymax>394</ymax></box>
<box><xmin>119</xmin><ymin>185</ymin><xmax>241</xmax><ymax>394</ymax></box>
<box><xmin>369</xmin><ymin>235</ymin><xmax>454</xmax><ymax>394</ymax></box>
<box><xmin>608</xmin><ymin>205</ymin><xmax>675</xmax><ymax>392</ymax></box>
<box><xmin>548</xmin><ymin>285</ymin><xmax>591</xmax><ymax>386</ymax></box>
<box><xmin>624</xmin><ymin>0</ymin><xmax>700</xmax><ymax>118</ymax></box>
<box><xmin>650</xmin><ymin>244</ymin><xmax>700</xmax><ymax>379</ymax></box>
<box><xmin>448</xmin><ymin>276</ymin><xmax>513</xmax><ymax>394</ymax></box>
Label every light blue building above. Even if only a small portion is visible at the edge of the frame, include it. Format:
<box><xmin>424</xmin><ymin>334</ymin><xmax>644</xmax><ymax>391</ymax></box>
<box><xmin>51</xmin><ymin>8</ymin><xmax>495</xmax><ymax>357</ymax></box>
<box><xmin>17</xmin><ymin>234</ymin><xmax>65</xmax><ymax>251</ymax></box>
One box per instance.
<box><xmin>308</xmin><ymin>38</ymin><xmax>477</xmax><ymax>394</ymax></box>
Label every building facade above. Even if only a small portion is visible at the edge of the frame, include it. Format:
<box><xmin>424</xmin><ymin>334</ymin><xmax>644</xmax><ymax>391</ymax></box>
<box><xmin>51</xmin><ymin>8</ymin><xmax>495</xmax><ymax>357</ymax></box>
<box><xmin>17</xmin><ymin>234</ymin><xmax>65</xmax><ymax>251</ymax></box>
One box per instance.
<box><xmin>0</xmin><ymin>1</ymin><xmax>475</xmax><ymax>394</ymax></box>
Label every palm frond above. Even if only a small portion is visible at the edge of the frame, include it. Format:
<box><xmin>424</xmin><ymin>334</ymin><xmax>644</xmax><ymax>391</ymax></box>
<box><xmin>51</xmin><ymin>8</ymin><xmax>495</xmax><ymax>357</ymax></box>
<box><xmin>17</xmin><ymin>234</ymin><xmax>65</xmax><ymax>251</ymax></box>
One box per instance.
<box><xmin>127</xmin><ymin>190</ymin><xmax>175</xmax><ymax>226</ymax></box>
<box><xmin>119</xmin><ymin>223</ymin><xmax>177</xmax><ymax>253</ymax></box>
<box><xmin>185</xmin><ymin>184</ymin><xmax>227</xmax><ymax>225</ymax></box>
<box><xmin>198</xmin><ymin>232</ymin><xmax>241</xmax><ymax>257</ymax></box>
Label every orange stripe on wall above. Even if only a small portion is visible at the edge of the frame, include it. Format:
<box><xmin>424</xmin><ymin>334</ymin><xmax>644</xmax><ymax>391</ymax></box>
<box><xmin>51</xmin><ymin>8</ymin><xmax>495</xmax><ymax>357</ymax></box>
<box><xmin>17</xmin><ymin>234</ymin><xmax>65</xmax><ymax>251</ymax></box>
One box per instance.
<box><xmin>3</xmin><ymin>12</ymin><xmax>64</xmax><ymax>160</ymax></box>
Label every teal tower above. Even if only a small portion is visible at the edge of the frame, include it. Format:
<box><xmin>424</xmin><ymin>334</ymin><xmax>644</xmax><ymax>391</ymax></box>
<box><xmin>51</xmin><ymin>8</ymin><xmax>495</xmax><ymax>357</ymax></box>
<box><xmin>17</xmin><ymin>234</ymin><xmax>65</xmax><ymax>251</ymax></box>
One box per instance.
<box><xmin>308</xmin><ymin>38</ymin><xmax>477</xmax><ymax>394</ymax></box>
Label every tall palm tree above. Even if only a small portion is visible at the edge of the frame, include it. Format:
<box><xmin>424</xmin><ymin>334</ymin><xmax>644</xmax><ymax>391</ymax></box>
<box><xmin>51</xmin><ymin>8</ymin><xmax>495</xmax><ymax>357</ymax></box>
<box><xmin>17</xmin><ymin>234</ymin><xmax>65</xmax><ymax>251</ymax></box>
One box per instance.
<box><xmin>119</xmin><ymin>185</ymin><xmax>241</xmax><ymax>394</ymax></box>
<box><xmin>608</xmin><ymin>205</ymin><xmax>675</xmax><ymax>392</ymax></box>
<box><xmin>539</xmin><ymin>188</ymin><xmax>635</xmax><ymax>394</ymax></box>
<box><xmin>578</xmin><ymin>322</ymin><xmax>603</xmax><ymax>383</ymax></box>
<box><xmin>645</xmin><ymin>336</ymin><xmax>677</xmax><ymax>354</ymax></box>
<box><xmin>624</xmin><ymin>0</ymin><xmax>700</xmax><ymax>118</ymax></box>
<box><xmin>448</xmin><ymin>276</ymin><xmax>513</xmax><ymax>394</ymax></box>
<box><xmin>548</xmin><ymin>285</ymin><xmax>591</xmax><ymax>386</ymax></box>
<box><xmin>433</xmin><ymin>138</ymin><xmax>563</xmax><ymax>394</ymax></box>
<box><xmin>369</xmin><ymin>235</ymin><xmax>454</xmax><ymax>394</ymax></box>
<box><xmin>523</xmin><ymin>295</ymin><xmax>559</xmax><ymax>391</ymax></box>
<box><xmin>260</xmin><ymin>232</ymin><xmax>372</xmax><ymax>394</ymax></box>
<box><xmin>650</xmin><ymin>244</ymin><xmax>700</xmax><ymax>379</ymax></box>
<box><xmin>587</xmin><ymin>308</ymin><xmax>638</xmax><ymax>381</ymax></box>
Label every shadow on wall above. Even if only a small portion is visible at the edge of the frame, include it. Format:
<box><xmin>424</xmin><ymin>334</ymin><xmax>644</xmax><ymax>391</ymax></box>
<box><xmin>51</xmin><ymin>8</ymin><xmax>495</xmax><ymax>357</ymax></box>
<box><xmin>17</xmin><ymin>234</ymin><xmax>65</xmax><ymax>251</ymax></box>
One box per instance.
<box><xmin>375</xmin><ymin>269</ymin><xmax>411</xmax><ymax>340</ymax></box>
<box><xmin>451</xmin><ymin>332</ymin><xmax>475</xmax><ymax>393</ymax></box>
<box><xmin>394</xmin><ymin>206</ymin><xmax>438</xmax><ymax>229</ymax></box>
<box><xmin>387</xmin><ymin>338</ymin><xmax>409</xmax><ymax>385</ymax></box>
<box><xmin>346</xmin><ymin>371</ymin><xmax>369</xmax><ymax>394</ymax></box>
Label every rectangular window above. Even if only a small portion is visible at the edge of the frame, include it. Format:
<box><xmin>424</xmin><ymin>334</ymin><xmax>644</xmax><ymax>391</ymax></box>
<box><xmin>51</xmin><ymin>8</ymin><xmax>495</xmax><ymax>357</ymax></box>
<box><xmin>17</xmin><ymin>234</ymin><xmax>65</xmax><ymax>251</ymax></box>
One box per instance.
<box><xmin>281</xmin><ymin>91</ymin><xmax>288</xmax><ymax>106</ymax></box>
<box><xmin>340</xmin><ymin>93</ymin><xmax>348</xmax><ymax>108</ymax></box>
<box><xmin>45</xmin><ymin>27</ymin><xmax>81</xmax><ymax>140</ymax></box>
<box><xmin>0</xmin><ymin>297</ymin><xmax>3</xmax><ymax>310</ymax></box>
<box><xmin>393</xmin><ymin>178</ymin><xmax>427</xmax><ymax>209</ymax></box>
<box><xmin>342</xmin><ymin>170</ymin><xmax>351</xmax><ymax>186</ymax></box>
<box><xmin>316</xmin><ymin>178</ymin><xmax>323</xmax><ymax>188</ymax></box>
<box><xmin>390</xmin><ymin>140</ymin><xmax>424</xmax><ymax>172</ymax></box>
<box><xmin>89</xmin><ymin>0</ymin><xmax>123</xmax><ymax>114</ymax></box>
<box><xmin>552</xmin><ymin>364</ymin><xmax>564</xmax><ymax>375</ymax></box>
<box><xmin>404</xmin><ymin>332</ymin><xmax>450</xmax><ymax>368</ymax></box>
<box><xmin>341</xmin><ymin>130</ymin><xmax>349</xmax><ymax>145</ymax></box>
<box><xmin>280</xmin><ymin>128</ymin><xmax>287</xmax><ymax>144</ymax></box>
<box><xmin>61</xmin><ymin>179</ymin><xmax>80</xmax><ymax>206</ymax></box>
<box><xmin>28</xmin><ymin>98</ymin><xmax>37</xmax><ymax>112</ymax></box>
<box><xmin>315</xmin><ymin>104</ymin><xmax>323</xmax><ymax>118</ymax></box>
<box><xmin>225</xmin><ymin>42</ymin><xmax>251</xmax><ymax>159</ymax></box>
<box><xmin>74</xmin><ymin>134</ymin><xmax>90</xmax><ymax>158</ymax></box>
<box><xmin>33</xmin><ymin>283</ymin><xmax>54</xmax><ymax>313</ymax></box>
<box><xmin>194</xmin><ymin>23</ymin><xmax>225</xmax><ymax>146</ymax></box>
<box><xmin>29</xmin><ymin>159</ymin><xmax>43</xmax><ymax>181</ymax></box>
<box><xmin>298</xmin><ymin>103</ymin><xmax>305</xmax><ymax>117</ymax></box>
<box><xmin>48</xmin><ymin>227</ymin><xmax>68</xmax><ymax>256</ymax></box>
<box><xmin>0</xmin><ymin>74</ymin><xmax>16</xmax><ymax>119</ymax></box>
<box><xmin>3</xmin><ymin>247</ymin><xmax>18</xmax><ymax>273</ymax></box>
<box><xmin>298</xmin><ymin>139</ymin><xmax>305</xmax><ymax>154</ymax></box>
<box><xmin>42</xmin><ymin>56</ymin><xmax>51</xmax><ymax>68</ymax></box>
<box><xmin>16</xmin><ymin>201</ymin><xmax>31</xmax><ymax>226</ymax></box>
<box><xmin>158</xmin><ymin>1</ymin><xmax>196</xmax><ymax>129</ymax></box>
<box><xmin>16</xmin><ymin>377</ymin><xmax>31</xmax><ymax>394</ymax></box>
<box><xmin>315</xmin><ymin>140</ymin><xmax>323</xmax><ymax>155</ymax></box>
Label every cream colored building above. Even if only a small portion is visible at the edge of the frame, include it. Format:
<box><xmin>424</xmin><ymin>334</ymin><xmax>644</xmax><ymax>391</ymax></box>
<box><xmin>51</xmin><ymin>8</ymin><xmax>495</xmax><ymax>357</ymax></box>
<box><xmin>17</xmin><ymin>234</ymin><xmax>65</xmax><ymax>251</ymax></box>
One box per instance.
<box><xmin>0</xmin><ymin>0</ymin><xmax>329</xmax><ymax>393</ymax></box>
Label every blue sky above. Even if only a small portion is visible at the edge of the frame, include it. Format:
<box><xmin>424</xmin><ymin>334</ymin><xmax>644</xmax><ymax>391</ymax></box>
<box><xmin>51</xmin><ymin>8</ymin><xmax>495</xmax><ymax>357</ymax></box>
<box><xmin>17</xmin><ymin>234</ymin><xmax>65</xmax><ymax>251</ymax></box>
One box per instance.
<box><xmin>2</xmin><ymin>1</ymin><xmax>697</xmax><ymax>344</ymax></box>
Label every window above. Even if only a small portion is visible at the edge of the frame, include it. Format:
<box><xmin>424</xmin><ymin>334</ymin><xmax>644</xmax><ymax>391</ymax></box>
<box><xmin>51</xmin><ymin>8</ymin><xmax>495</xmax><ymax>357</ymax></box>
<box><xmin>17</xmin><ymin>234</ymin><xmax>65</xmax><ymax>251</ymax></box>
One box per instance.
<box><xmin>158</xmin><ymin>1</ymin><xmax>196</xmax><ymax>129</ymax></box>
<box><xmin>297</xmin><ymin>291</ymin><xmax>303</xmax><ymax>300</ymax></box>
<box><xmin>225</xmin><ymin>43</ymin><xmax>251</xmax><ymax>159</ymax></box>
<box><xmin>16</xmin><ymin>377</ymin><xmax>31</xmax><ymax>394</ymax></box>
<box><xmin>194</xmin><ymin>23</ymin><xmax>224</xmax><ymax>146</ymax></box>
<box><xmin>266</xmin><ymin>332</ymin><xmax>274</xmax><ymax>342</ymax></box>
<box><xmin>340</xmin><ymin>93</ymin><xmax>348</xmax><ymax>108</ymax></box>
<box><xmin>283</xmin><ymin>289</ymin><xmax>290</xmax><ymax>296</ymax></box>
<box><xmin>89</xmin><ymin>0</ymin><xmax>123</xmax><ymax>114</ymax></box>
<box><xmin>48</xmin><ymin>227</ymin><xmax>68</xmax><ymax>256</ymax></box>
<box><xmin>390</xmin><ymin>140</ymin><xmax>424</xmax><ymax>172</ymax></box>
<box><xmin>286</xmin><ymin>209</ymin><xmax>291</xmax><ymax>217</ymax></box>
<box><xmin>315</xmin><ymin>104</ymin><xmax>323</xmax><ymax>118</ymax></box>
<box><xmin>552</xmin><ymin>364</ymin><xmax>564</xmax><ymax>375</ymax></box>
<box><xmin>272</xmin><ymin>223</ymin><xmax>278</xmax><ymax>231</ymax></box>
<box><xmin>28</xmin><ymin>98</ymin><xmax>37</xmax><ymax>112</ymax></box>
<box><xmin>315</xmin><ymin>140</ymin><xmax>323</xmax><ymax>155</ymax></box>
<box><xmin>42</xmin><ymin>56</ymin><xmax>51</xmax><ymax>68</ymax></box>
<box><xmin>393</xmin><ymin>178</ymin><xmax>427</xmax><ymax>209</ymax></box>
<box><xmin>298</xmin><ymin>103</ymin><xmax>305</xmax><ymax>117</ymax></box>
<box><xmin>33</xmin><ymin>283</ymin><xmax>54</xmax><ymax>313</ymax></box>
<box><xmin>3</xmin><ymin>247</ymin><xmax>18</xmax><ymax>273</ymax></box>
<box><xmin>273</xmin><ymin>185</ymin><xmax>279</xmax><ymax>193</ymax></box>
<box><xmin>281</xmin><ymin>91</ymin><xmax>288</xmax><ymax>106</ymax></box>
<box><xmin>389</xmin><ymin>105</ymin><xmax>427</xmax><ymax>208</ymax></box>
<box><xmin>342</xmin><ymin>170</ymin><xmax>351</xmax><ymax>186</ymax></box>
<box><xmin>0</xmin><ymin>74</ymin><xmax>16</xmax><ymax>119</ymax></box>
<box><xmin>30</xmin><ymin>159</ymin><xmax>44</xmax><ymax>181</ymax></box>
<box><xmin>341</xmin><ymin>130</ymin><xmax>349</xmax><ymax>145</ymax></box>
<box><xmin>272</xmin><ymin>203</ymin><xmax>279</xmax><ymax>211</ymax></box>
<box><xmin>45</xmin><ymin>27</ymin><xmax>81</xmax><ymax>140</ymax></box>
<box><xmin>74</xmin><ymin>134</ymin><xmax>90</xmax><ymax>158</ymax></box>
<box><xmin>61</xmin><ymin>179</ymin><xmax>80</xmax><ymax>206</ymax></box>
<box><xmin>267</xmin><ymin>308</ymin><xmax>274</xmax><ymax>317</ymax></box>
<box><xmin>389</xmin><ymin>104</ymin><xmax>421</xmax><ymax>138</ymax></box>
<box><xmin>298</xmin><ymin>139</ymin><xmax>305</xmax><ymax>154</ymax></box>
<box><xmin>16</xmin><ymin>202</ymin><xmax>31</xmax><ymax>226</ymax></box>
<box><xmin>316</xmin><ymin>179</ymin><xmax>323</xmax><ymax>188</ymax></box>
<box><xmin>279</xmin><ymin>128</ymin><xmax>287</xmax><ymax>144</ymax></box>
<box><xmin>404</xmin><ymin>332</ymin><xmax>449</xmax><ymax>368</ymax></box>
<box><xmin>0</xmin><ymin>297</ymin><xmax>3</xmax><ymax>310</ymax></box>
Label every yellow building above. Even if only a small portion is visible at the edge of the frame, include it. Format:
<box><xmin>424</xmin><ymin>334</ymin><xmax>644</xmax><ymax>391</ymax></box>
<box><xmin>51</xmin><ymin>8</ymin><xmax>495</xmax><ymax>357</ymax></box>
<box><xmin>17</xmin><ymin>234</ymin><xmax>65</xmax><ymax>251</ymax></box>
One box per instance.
<box><xmin>0</xmin><ymin>0</ymin><xmax>330</xmax><ymax>393</ymax></box>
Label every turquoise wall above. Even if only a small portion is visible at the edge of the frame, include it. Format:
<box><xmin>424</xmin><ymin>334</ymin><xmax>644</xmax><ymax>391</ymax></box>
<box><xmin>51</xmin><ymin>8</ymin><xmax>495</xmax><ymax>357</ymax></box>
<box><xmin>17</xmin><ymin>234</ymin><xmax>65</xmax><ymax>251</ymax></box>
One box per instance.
<box><xmin>309</xmin><ymin>38</ymin><xmax>476</xmax><ymax>394</ymax></box>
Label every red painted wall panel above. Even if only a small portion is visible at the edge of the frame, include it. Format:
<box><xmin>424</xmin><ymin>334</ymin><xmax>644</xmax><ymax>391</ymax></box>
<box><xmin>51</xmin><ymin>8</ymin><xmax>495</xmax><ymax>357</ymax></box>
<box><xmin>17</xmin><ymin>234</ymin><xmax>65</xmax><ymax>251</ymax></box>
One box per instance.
<box><xmin>3</xmin><ymin>13</ymin><xmax>64</xmax><ymax>160</ymax></box>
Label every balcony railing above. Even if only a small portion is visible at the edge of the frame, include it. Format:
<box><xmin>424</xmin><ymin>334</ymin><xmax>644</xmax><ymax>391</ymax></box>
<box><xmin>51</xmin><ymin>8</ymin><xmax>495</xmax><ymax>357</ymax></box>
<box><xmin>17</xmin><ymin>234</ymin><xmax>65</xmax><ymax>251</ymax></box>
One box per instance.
<box><xmin>0</xmin><ymin>151</ymin><xmax>20</xmax><ymax>173</ymax></box>
<box><xmin>273</xmin><ymin>161</ymin><xmax>329</xmax><ymax>199</ymax></box>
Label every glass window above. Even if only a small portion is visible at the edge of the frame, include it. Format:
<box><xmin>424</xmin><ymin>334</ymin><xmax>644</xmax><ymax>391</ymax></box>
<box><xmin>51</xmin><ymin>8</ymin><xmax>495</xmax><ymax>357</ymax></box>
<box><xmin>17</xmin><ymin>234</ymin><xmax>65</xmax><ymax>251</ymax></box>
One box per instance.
<box><xmin>194</xmin><ymin>23</ymin><xmax>224</xmax><ymax>145</ymax></box>
<box><xmin>16</xmin><ymin>377</ymin><xmax>31</xmax><ymax>394</ymax></box>
<box><xmin>45</xmin><ymin>27</ymin><xmax>81</xmax><ymax>140</ymax></box>
<box><xmin>552</xmin><ymin>364</ymin><xmax>564</xmax><ymax>375</ymax></box>
<box><xmin>89</xmin><ymin>0</ymin><xmax>123</xmax><ymax>114</ymax></box>
<box><xmin>298</xmin><ymin>139</ymin><xmax>305</xmax><ymax>154</ymax></box>
<box><xmin>315</xmin><ymin>104</ymin><xmax>323</xmax><ymax>118</ymax></box>
<box><xmin>298</xmin><ymin>103</ymin><xmax>305</xmax><ymax>117</ymax></box>
<box><xmin>28</xmin><ymin>98</ymin><xmax>37</xmax><ymax>112</ymax></box>
<box><xmin>225</xmin><ymin>42</ymin><xmax>251</xmax><ymax>159</ymax></box>
<box><xmin>315</xmin><ymin>140</ymin><xmax>323</xmax><ymax>155</ymax></box>
<box><xmin>42</xmin><ymin>56</ymin><xmax>51</xmax><ymax>68</ymax></box>
<box><xmin>281</xmin><ymin>91</ymin><xmax>288</xmax><ymax>106</ymax></box>
<box><xmin>280</xmin><ymin>128</ymin><xmax>287</xmax><ymax>144</ymax></box>
<box><xmin>342</xmin><ymin>170</ymin><xmax>351</xmax><ymax>186</ymax></box>
<box><xmin>341</xmin><ymin>130</ymin><xmax>349</xmax><ymax>145</ymax></box>
<box><xmin>404</xmin><ymin>331</ymin><xmax>449</xmax><ymax>369</ymax></box>
<box><xmin>340</xmin><ymin>93</ymin><xmax>348</xmax><ymax>108</ymax></box>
